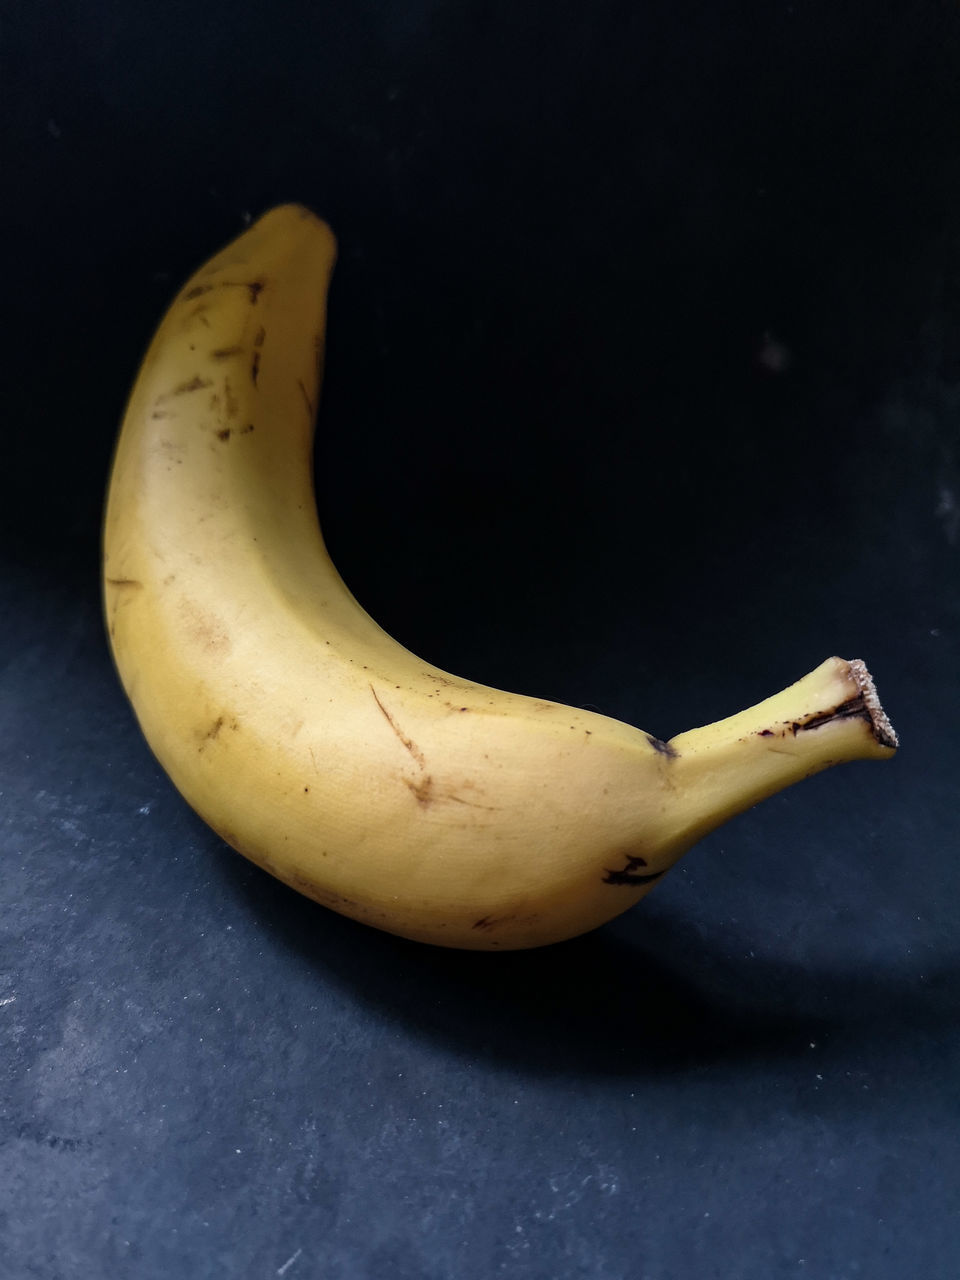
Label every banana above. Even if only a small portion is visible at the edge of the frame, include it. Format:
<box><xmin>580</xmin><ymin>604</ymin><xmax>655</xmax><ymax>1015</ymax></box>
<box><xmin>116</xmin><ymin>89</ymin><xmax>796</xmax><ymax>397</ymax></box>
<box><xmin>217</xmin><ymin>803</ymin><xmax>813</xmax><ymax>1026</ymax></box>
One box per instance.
<box><xmin>102</xmin><ymin>204</ymin><xmax>898</xmax><ymax>950</ymax></box>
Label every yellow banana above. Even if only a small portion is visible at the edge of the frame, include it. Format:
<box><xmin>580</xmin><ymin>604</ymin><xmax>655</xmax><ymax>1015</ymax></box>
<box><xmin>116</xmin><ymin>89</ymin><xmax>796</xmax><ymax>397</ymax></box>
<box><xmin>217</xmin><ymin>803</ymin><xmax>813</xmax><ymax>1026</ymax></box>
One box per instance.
<box><xmin>102</xmin><ymin>204</ymin><xmax>898</xmax><ymax>950</ymax></box>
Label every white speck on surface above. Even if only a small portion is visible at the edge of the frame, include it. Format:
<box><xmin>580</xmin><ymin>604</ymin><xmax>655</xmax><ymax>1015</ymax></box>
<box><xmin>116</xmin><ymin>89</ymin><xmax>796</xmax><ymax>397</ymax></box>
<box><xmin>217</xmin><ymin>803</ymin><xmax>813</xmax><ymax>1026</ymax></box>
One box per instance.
<box><xmin>757</xmin><ymin>330</ymin><xmax>793</xmax><ymax>374</ymax></box>
<box><xmin>936</xmin><ymin>485</ymin><xmax>959</xmax><ymax>544</ymax></box>
<box><xmin>277</xmin><ymin>1248</ymin><xmax>302</xmax><ymax>1276</ymax></box>
<box><xmin>0</xmin><ymin>996</ymin><xmax>15</xmax><ymax>1007</ymax></box>
<box><xmin>138</xmin><ymin>803</ymin><xmax>152</xmax><ymax>815</ymax></box>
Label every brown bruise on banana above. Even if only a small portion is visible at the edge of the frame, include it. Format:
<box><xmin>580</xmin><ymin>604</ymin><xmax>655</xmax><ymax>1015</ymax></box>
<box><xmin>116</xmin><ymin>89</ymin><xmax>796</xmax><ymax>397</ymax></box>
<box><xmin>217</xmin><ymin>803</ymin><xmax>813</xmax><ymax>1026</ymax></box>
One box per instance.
<box><xmin>178</xmin><ymin>598</ymin><xmax>231</xmax><ymax>656</ymax></box>
<box><xmin>195</xmin><ymin>713</ymin><xmax>241</xmax><ymax>753</ymax></box>
<box><xmin>602</xmin><ymin>854</ymin><xmax>666</xmax><ymax>887</ymax></box>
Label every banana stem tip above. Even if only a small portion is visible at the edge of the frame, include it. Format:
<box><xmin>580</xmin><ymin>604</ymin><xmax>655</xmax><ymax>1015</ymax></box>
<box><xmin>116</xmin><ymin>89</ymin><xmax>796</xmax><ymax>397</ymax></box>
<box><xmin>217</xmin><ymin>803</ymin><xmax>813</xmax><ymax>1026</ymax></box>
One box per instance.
<box><xmin>849</xmin><ymin>658</ymin><xmax>899</xmax><ymax>750</ymax></box>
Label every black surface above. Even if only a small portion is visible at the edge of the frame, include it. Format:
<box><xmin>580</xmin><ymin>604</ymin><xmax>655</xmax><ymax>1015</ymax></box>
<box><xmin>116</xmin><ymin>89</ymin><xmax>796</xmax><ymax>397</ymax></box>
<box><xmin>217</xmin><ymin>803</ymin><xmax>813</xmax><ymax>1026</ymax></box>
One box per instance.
<box><xmin>3</xmin><ymin>2</ymin><xmax>959</xmax><ymax>1277</ymax></box>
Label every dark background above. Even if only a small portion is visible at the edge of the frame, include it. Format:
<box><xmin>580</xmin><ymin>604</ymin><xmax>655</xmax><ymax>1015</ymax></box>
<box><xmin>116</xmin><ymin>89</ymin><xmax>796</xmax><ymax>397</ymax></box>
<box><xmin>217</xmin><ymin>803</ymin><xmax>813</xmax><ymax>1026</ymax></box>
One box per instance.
<box><xmin>2</xmin><ymin>1</ymin><xmax>959</xmax><ymax>1276</ymax></box>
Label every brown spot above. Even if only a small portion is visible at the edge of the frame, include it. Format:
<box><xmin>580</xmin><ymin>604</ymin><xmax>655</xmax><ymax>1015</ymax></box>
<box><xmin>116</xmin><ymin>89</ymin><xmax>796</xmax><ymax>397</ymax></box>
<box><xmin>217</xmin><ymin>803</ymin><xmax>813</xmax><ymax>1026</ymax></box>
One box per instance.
<box><xmin>405</xmin><ymin>775</ymin><xmax>434</xmax><ymax>806</ymax></box>
<box><xmin>646</xmin><ymin>735</ymin><xmax>679</xmax><ymax>758</ymax></box>
<box><xmin>151</xmin><ymin>410</ymin><xmax>172</xmax><ymax>420</ymax></box>
<box><xmin>223</xmin><ymin>378</ymin><xmax>239</xmax><ymax>419</ymax></box>
<box><xmin>251</xmin><ymin>350</ymin><xmax>261</xmax><ymax>386</ymax></box>
<box><xmin>254</xmin><ymin>325</ymin><xmax>266</xmax><ymax>347</ymax></box>
<box><xmin>216</xmin><ymin>428</ymin><xmax>231</xmax><ymax>442</ymax></box>
<box><xmin>240</xmin><ymin>422</ymin><xmax>255</xmax><ymax>434</ymax></box>
<box><xmin>183</xmin><ymin>284</ymin><xmax>213</xmax><ymax>300</ymax></box>
<box><xmin>758</xmin><ymin>729</ymin><xmax>774</xmax><ymax>737</ymax></box>
<box><xmin>370</xmin><ymin>686</ymin><xmax>426</xmax><ymax>768</ymax></box>
<box><xmin>603</xmin><ymin>854</ymin><xmax>666</xmax><ymax>887</ymax></box>
<box><xmin>211</xmin><ymin>345</ymin><xmax>243</xmax><ymax>360</ymax></box>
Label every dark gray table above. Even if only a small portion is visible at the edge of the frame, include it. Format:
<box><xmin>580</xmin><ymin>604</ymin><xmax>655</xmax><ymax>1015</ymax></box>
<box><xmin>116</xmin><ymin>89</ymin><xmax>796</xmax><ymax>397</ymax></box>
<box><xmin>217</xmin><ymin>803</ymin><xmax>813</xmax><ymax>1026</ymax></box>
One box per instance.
<box><xmin>3</xmin><ymin>3</ymin><xmax>959</xmax><ymax>1276</ymax></box>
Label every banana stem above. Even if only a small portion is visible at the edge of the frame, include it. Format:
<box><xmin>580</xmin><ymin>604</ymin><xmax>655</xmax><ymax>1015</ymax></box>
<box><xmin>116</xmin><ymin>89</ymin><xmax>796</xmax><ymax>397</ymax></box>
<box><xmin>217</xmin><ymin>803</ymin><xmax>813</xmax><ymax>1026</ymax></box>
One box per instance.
<box><xmin>661</xmin><ymin>656</ymin><xmax>897</xmax><ymax>853</ymax></box>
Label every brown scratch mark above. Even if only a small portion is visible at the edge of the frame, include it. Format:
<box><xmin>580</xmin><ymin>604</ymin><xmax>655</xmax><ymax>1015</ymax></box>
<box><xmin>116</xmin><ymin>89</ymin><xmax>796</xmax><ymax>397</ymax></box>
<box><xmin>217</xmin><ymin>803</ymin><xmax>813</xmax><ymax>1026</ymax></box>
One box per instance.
<box><xmin>217</xmin><ymin>279</ymin><xmax>265</xmax><ymax>305</ymax></box>
<box><xmin>254</xmin><ymin>325</ymin><xmax>266</xmax><ymax>347</ymax></box>
<box><xmin>405</xmin><ymin>775</ymin><xmax>434</xmax><ymax>806</ymax></box>
<box><xmin>211</xmin><ymin>345</ymin><xmax>243</xmax><ymax>360</ymax></box>
<box><xmin>422</xmin><ymin>670</ymin><xmax>470</xmax><ymax>690</ymax></box>
<box><xmin>472</xmin><ymin>914</ymin><xmax>517</xmax><ymax>931</ymax></box>
<box><xmin>223</xmin><ymin>378</ymin><xmax>239</xmax><ymax>419</ymax></box>
<box><xmin>197</xmin><ymin>714</ymin><xmax>240</xmax><ymax>750</ymax></box>
<box><xmin>297</xmin><ymin>378</ymin><xmax>314</xmax><ymax>418</ymax></box>
<box><xmin>446</xmin><ymin>793</ymin><xmax>497</xmax><ymax>811</ymax></box>
<box><xmin>370</xmin><ymin>685</ymin><xmax>426</xmax><ymax>768</ymax></box>
<box><xmin>284</xmin><ymin>867</ymin><xmax>358</xmax><ymax>911</ymax></box>
<box><xmin>196</xmin><ymin>716</ymin><xmax>224</xmax><ymax>751</ymax></box>
<box><xmin>308</xmin><ymin>746</ymin><xmax>321</xmax><ymax>775</ymax></box>
<box><xmin>105</xmin><ymin>577</ymin><xmax>143</xmax><ymax>589</ymax></box>
<box><xmin>157</xmin><ymin>375</ymin><xmax>213</xmax><ymax>403</ymax></box>
<box><xmin>151</xmin><ymin>409</ymin><xmax>172</xmax><ymax>420</ymax></box>
<box><xmin>183</xmin><ymin>284</ymin><xmax>213</xmax><ymax>300</ymax></box>
<box><xmin>251</xmin><ymin>350</ymin><xmax>261</xmax><ymax>387</ymax></box>
<box><xmin>646</xmin><ymin>734</ymin><xmax>679</xmax><ymax>758</ymax></box>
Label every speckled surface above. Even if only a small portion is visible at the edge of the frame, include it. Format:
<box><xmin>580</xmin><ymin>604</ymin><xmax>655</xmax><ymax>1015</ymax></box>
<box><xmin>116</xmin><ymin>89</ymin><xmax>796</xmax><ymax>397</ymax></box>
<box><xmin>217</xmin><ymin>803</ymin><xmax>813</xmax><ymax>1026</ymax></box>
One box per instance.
<box><xmin>3</xmin><ymin>2</ymin><xmax>960</xmax><ymax>1276</ymax></box>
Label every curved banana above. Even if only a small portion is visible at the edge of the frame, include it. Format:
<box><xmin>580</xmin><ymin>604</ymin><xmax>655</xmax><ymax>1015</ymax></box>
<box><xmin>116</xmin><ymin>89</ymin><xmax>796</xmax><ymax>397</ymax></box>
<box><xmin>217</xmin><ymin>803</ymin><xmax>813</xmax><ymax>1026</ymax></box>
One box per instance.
<box><xmin>102</xmin><ymin>205</ymin><xmax>897</xmax><ymax>950</ymax></box>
